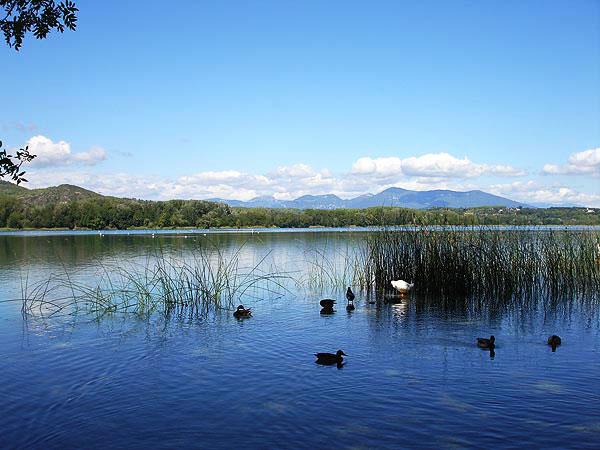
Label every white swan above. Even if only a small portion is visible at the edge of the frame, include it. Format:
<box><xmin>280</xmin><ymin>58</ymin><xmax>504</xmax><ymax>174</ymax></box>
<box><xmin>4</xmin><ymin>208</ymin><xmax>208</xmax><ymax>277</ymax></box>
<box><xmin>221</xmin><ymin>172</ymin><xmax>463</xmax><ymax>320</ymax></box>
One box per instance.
<box><xmin>391</xmin><ymin>279</ymin><xmax>414</xmax><ymax>294</ymax></box>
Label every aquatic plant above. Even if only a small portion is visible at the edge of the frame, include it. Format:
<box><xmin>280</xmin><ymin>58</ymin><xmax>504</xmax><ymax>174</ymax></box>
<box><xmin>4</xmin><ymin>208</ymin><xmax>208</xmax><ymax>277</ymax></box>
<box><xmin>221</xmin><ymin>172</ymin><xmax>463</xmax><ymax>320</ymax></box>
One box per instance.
<box><xmin>365</xmin><ymin>226</ymin><xmax>600</xmax><ymax>303</ymax></box>
<box><xmin>21</xmin><ymin>242</ymin><xmax>291</xmax><ymax>319</ymax></box>
<box><xmin>299</xmin><ymin>243</ymin><xmax>374</xmax><ymax>292</ymax></box>
<box><xmin>19</xmin><ymin>227</ymin><xmax>600</xmax><ymax>320</ymax></box>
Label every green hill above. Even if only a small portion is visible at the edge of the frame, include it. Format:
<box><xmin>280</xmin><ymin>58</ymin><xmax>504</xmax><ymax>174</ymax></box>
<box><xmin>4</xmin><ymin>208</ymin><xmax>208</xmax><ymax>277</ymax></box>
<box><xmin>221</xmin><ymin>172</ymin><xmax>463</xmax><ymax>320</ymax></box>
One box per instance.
<box><xmin>25</xmin><ymin>184</ymin><xmax>102</xmax><ymax>206</ymax></box>
<box><xmin>0</xmin><ymin>180</ymin><xmax>29</xmax><ymax>196</ymax></box>
<box><xmin>0</xmin><ymin>181</ymin><xmax>102</xmax><ymax>206</ymax></box>
<box><xmin>0</xmin><ymin>181</ymin><xmax>598</xmax><ymax>229</ymax></box>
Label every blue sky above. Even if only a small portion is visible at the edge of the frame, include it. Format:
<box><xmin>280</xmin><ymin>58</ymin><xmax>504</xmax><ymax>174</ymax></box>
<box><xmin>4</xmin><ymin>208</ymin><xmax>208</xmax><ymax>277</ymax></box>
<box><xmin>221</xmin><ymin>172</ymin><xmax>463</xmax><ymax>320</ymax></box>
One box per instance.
<box><xmin>1</xmin><ymin>0</ymin><xmax>599</xmax><ymax>205</ymax></box>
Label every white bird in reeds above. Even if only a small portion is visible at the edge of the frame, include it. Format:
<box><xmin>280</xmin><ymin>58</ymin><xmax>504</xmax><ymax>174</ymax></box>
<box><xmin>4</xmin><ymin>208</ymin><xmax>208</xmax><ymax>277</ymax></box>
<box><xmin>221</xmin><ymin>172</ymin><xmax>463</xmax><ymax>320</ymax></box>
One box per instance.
<box><xmin>391</xmin><ymin>279</ymin><xmax>414</xmax><ymax>294</ymax></box>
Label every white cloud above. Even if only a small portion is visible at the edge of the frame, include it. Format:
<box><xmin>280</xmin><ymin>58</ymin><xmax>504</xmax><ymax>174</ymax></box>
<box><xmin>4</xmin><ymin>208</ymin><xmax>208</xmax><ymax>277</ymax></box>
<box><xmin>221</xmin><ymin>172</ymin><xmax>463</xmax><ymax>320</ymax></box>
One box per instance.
<box><xmin>24</xmin><ymin>171</ymin><xmax>163</xmax><ymax>198</ymax></box>
<box><xmin>352</xmin><ymin>157</ymin><xmax>403</xmax><ymax>176</ymax></box>
<box><xmin>22</xmin><ymin>163</ymin><xmax>514</xmax><ymax>205</ymax></box>
<box><xmin>351</xmin><ymin>153</ymin><xmax>525</xmax><ymax>179</ymax></box>
<box><xmin>22</xmin><ymin>135</ymin><xmax>107</xmax><ymax>168</ymax></box>
<box><xmin>21</xmin><ymin>149</ymin><xmax>598</xmax><ymax>207</ymax></box>
<box><xmin>490</xmin><ymin>180</ymin><xmax>600</xmax><ymax>207</ymax></box>
<box><xmin>171</xmin><ymin>170</ymin><xmax>273</xmax><ymax>200</ymax></box>
<box><xmin>487</xmin><ymin>164</ymin><xmax>527</xmax><ymax>177</ymax></box>
<box><xmin>273</xmin><ymin>163</ymin><xmax>318</xmax><ymax>178</ymax></box>
<box><xmin>178</xmin><ymin>170</ymin><xmax>244</xmax><ymax>184</ymax></box>
<box><xmin>543</xmin><ymin>147</ymin><xmax>600</xmax><ymax>176</ymax></box>
<box><xmin>403</xmin><ymin>153</ymin><xmax>479</xmax><ymax>177</ymax></box>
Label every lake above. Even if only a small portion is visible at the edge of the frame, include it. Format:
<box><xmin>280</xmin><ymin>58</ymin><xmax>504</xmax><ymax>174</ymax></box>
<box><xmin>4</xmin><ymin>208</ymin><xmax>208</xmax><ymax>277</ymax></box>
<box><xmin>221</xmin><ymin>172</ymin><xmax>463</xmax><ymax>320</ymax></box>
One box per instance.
<box><xmin>1</xmin><ymin>230</ymin><xmax>599</xmax><ymax>449</ymax></box>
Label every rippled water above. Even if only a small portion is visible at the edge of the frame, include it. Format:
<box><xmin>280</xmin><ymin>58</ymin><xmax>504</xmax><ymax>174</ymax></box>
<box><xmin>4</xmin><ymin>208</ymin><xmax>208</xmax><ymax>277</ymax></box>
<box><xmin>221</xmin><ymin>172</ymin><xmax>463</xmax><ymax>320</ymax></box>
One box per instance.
<box><xmin>1</xmin><ymin>231</ymin><xmax>599</xmax><ymax>449</ymax></box>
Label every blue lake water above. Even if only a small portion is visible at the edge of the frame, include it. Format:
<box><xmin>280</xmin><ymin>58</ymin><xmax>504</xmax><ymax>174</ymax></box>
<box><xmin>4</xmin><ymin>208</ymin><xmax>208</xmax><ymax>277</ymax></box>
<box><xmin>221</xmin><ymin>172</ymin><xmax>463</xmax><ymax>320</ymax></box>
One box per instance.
<box><xmin>0</xmin><ymin>230</ymin><xmax>599</xmax><ymax>449</ymax></box>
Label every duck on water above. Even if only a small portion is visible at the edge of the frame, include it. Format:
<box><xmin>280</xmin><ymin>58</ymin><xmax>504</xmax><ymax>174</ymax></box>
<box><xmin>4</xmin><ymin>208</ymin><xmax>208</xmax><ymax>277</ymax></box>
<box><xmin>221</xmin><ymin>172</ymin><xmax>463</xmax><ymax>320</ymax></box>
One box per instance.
<box><xmin>346</xmin><ymin>287</ymin><xmax>355</xmax><ymax>312</ymax></box>
<box><xmin>233</xmin><ymin>305</ymin><xmax>252</xmax><ymax>318</ymax></box>
<box><xmin>477</xmin><ymin>335</ymin><xmax>496</xmax><ymax>359</ymax></box>
<box><xmin>391</xmin><ymin>280</ymin><xmax>414</xmax><ymax>295</ymax></box>
<box><xmin>315</xmin><ymin>350</ymin><xmax>347</xmax><ymax>366</ymax></box>
<box><xmin>477</xmin><ymin>335</ymin><xmax>495</xmax><ymax>349</ymax></box>
<box><xmin>548</xmin><ymin>335</ymin><xmax>562</xmax><ymax>351</ymax></box>
<box><xmin>320</xmin><ymin>298</ymin><xmax>336</xmax><ymax>315</ymax></box>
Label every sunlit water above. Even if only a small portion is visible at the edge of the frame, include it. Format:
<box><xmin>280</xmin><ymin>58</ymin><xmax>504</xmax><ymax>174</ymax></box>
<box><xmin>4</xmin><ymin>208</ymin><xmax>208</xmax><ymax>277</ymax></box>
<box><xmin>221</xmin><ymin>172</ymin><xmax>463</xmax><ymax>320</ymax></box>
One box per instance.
<box><xmin>1</xmin><ymin>230</ymin><xmax>599</xmax><ymax>449</ymax></box>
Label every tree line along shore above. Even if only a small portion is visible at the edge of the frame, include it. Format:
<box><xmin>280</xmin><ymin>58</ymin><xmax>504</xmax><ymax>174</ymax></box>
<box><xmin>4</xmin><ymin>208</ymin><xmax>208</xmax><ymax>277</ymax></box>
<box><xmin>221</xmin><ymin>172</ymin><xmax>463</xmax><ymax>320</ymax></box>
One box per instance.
<box><xmin>1</xmin><ymin>195</ymin><xmax>599</xmax><ymax>230</ymax></box>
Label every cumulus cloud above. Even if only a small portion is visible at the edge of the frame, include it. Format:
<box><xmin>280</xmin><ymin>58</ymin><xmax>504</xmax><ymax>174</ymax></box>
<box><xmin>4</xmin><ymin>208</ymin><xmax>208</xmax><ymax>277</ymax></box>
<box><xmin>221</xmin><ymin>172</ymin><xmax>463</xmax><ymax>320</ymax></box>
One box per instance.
<box><xmin>351</xmin><ymin>153</ymin><xmax>525</xmax><ymax>179</ymax></box>
<box><xmin>171</xmin><ymin>170</ymin><xmax>272</xmax><ymax>200</ymax></box>
<box><xmin>23</xmin><ymin>171</ymin><xmax>160</xmax><ymax>198</ymax></box>
<box><xmin>22</xmin><ymin>148</ymin><xmax>599</xmax><ymax>207</ymax></box>
<box><xmin>352</xmin><ymin>157</ymin><xmax>403</xmax><ymax>176</ymax></box>
<box><xmin>22</xmin><ymin>162</ymin><xmax>516</xmax><ymax>205</ymax></box>
<box><xmin>543</xmin><ymin>147</ymin><xmax>600</xmax><ymax>176</ymax></box>
<box><xmin>22</xmin><ymin>135</ymin><xmax>107</xmax><ymax>168</ymax></box>
<box><xmin>490</xmin><ymin>180</ymin><xmax>600</xmax><ymax>207</ymax></box>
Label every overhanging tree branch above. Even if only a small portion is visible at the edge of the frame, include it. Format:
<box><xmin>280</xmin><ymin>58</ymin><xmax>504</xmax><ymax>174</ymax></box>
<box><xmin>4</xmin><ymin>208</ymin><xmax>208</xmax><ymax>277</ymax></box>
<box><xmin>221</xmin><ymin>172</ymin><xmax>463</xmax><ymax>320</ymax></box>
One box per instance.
<box><xmin>0</xmin><ymin>140</ymin><xmax>36</xmax><ymax>184</ymax></box>
<box><xmin>1</xmin><ymin>1</ymin><xmax>77</xmax><ymax>183</ymax></box>
<box><xmin>0</xmin><ymin>0</ymin><xmax>78</xmax><ymax>50</ymax></box>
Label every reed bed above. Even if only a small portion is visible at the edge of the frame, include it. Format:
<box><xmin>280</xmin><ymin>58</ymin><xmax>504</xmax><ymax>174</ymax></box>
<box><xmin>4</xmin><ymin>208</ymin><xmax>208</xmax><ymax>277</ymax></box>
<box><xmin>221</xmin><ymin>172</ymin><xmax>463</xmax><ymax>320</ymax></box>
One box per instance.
<box><xmin>21</xmin><ymin>243</ymin><xmax>291</xmax><ymax>320</ymax></box>
<box><xmin>20</xmin><ymin>227</ymin><xmax>600</xmax><ymax>320</ymax></box>
<box><xmin>365</xmin><ymin>227</ymin><xmax>600</xmax><ymax>303</ymax></box>
<box><xmin>299</xmin><ymin>245</ymin><xmax>372</xmax><ymax>291</ymax></box>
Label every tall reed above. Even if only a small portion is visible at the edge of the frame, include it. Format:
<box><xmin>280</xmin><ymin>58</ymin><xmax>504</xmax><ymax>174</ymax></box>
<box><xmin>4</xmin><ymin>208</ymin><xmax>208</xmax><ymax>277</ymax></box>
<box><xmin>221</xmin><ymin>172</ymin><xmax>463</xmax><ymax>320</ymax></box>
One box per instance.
<box><xmin>300</xmin><ymin>244</ymin><xmax>373</xmax><ymax>291</ymax></box>
<box><xmin>365</xmin><ymin>226</ymin><xmax>600</xmax><ymax>302</ymax></box>
<box><xmin>21</xmin><ymin>242</ymin><xmax>290</xmax><ymax>319</ymax></box>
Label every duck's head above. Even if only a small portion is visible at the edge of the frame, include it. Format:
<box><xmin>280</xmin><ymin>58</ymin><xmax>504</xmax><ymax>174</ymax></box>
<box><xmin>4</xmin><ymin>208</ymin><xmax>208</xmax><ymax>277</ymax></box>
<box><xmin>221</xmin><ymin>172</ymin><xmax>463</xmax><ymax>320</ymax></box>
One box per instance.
<box><xmin>336</xmin><ymin>350</ymin><xmax>347</xmax><ymax>357</ymax></box>
<box><xmin>489</xmin><ymin>335</ymin><xmax>495</xmax><ymax>343</ymax></box>
<box><xmin>236</xmin><ymin>305</ymin><xmax>246</xmax><ymax>310</ymax></box>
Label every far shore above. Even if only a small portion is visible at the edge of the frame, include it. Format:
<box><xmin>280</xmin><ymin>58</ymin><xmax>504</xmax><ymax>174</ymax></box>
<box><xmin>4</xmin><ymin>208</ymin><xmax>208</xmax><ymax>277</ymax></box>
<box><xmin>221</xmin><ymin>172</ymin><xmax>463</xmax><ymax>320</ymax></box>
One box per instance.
<box><xmin>2</xmin><ymin>224</ymin><xmax>600</xmax><ymax>235</ymax></box>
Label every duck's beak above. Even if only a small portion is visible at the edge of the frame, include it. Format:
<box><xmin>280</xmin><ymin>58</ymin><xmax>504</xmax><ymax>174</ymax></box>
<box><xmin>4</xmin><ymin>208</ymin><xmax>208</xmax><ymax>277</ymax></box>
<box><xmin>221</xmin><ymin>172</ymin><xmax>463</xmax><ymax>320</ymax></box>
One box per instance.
<box><xmin>341</xmin><ymin>351</ymin><xmax>348</xmax><ymax>356</ymax></box>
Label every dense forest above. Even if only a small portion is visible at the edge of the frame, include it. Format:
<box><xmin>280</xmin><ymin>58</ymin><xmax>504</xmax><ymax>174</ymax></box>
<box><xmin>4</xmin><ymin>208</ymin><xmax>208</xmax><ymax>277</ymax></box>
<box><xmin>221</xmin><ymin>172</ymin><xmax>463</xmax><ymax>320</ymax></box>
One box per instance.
<box><xmin>1</xmin><ymin>192</ymin><xmax>598</xmax><ymax>229</ymax></box>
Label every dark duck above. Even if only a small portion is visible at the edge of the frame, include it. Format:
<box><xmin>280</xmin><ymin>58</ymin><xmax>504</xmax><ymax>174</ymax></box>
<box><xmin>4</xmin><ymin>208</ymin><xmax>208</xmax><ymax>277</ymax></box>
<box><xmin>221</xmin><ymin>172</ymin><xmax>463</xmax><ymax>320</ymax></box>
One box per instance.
<box><xmin>320</xmin><ymin>299</ymin><xmax>336</xmax><ymax>315</ymax></box>
<box><xmin>346</xmin><ymin>287</ymin><xmax>355</xmax><ymax>312</ymax></box>
<box><xmin>233</xmin><ymin>305</ymin><xmax>252</xmax><ymax>318</ymax></box>
<box><xmin>315</xmin><ymin>350</ymin><xmax>347</xmax><ymax>366</ymax></box>
<box><xmin>477</xmin><ymin>335</ymin><xmax>495</xmax><ymax>349</ymax></box>
<box><xmin>547</xmin><ymin>335</ymin><xmax>562</xmax><ymax>351</ymax></box>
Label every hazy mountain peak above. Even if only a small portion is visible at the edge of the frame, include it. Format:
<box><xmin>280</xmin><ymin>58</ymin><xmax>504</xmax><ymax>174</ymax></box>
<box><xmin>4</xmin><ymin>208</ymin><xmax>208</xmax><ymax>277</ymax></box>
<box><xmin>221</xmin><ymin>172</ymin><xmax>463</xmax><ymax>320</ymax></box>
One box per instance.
<box><xmin>211</xmin><ymin>187</ymin><xmax>525</xmax><ymax>209</ymax></box>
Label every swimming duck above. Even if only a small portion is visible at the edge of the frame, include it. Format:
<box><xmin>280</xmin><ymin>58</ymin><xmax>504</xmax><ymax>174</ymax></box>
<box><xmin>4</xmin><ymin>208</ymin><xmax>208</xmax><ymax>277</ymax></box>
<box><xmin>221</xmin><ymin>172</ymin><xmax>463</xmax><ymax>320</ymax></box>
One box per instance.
<box><xmin>477</xmin><ymin>335</ymin><xmax>495</xmax><ymax>349</ymax></box>
<box><xmin>315</xmin><ymin>350</ymin><xmax>347</xmax><ymax>365</ymax></box>
<box><xmin>233</xmin><ymin>305</ymin><xmax>252</xmax><ymax>318</ymax></box>
<box><xmin>547</xmin><ymin>335</ymin><xmax>562</xmax><ymax>351</ymax></box>
<box><xmin>346</xmin><ymin>287</ymin><xmax>355</xmax><ymax>302</ymax></box>
<box><xmin>320</xmin><ymin>299</ymin><xmax>336</xmax><ymax>308</ymax></box>
<box><xmin>391</xmin><ymin>280</ymin><xmax>414</xmax><ymax>294</ymax></box>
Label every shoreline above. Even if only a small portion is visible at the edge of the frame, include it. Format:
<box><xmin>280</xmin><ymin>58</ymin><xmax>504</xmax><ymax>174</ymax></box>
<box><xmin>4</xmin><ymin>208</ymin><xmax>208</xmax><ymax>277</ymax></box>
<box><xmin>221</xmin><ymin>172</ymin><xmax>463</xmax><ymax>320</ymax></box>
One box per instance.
<box><xmin>1</xmin><ymin>224</ymin><xmax>600</xmax><ymax>237</ymax></box>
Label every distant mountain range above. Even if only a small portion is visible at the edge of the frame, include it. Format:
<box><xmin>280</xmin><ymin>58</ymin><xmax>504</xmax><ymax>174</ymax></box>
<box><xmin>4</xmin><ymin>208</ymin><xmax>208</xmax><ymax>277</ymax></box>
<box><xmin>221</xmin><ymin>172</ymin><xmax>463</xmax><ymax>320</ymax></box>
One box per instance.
<box><xmin>0</xmin><ymin>181</ymin><xmax>526</xmax><ymax>209</ymax></box>
<box><xmin>210</xmin><ymin>187</ymin><xmax>526</xmax><ymax>209</ymax></box>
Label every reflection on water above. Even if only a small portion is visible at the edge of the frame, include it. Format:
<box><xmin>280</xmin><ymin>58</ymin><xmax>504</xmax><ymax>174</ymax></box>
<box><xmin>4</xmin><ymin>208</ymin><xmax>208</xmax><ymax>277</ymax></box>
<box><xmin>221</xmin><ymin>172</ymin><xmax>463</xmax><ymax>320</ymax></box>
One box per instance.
<box><xmin>0</xmin><ymin>232</ymin><xmax>599</xmax><ymax>449</ymax></box>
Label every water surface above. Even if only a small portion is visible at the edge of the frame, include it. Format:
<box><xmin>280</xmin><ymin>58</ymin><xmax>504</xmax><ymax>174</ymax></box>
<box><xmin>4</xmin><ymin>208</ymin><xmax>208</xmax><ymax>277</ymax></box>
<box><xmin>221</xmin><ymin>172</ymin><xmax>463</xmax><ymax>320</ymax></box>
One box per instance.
<box><xmin>1</xmin><ymin>231</ymin><xmax>599</xmax><ymax>449</ymax></box>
